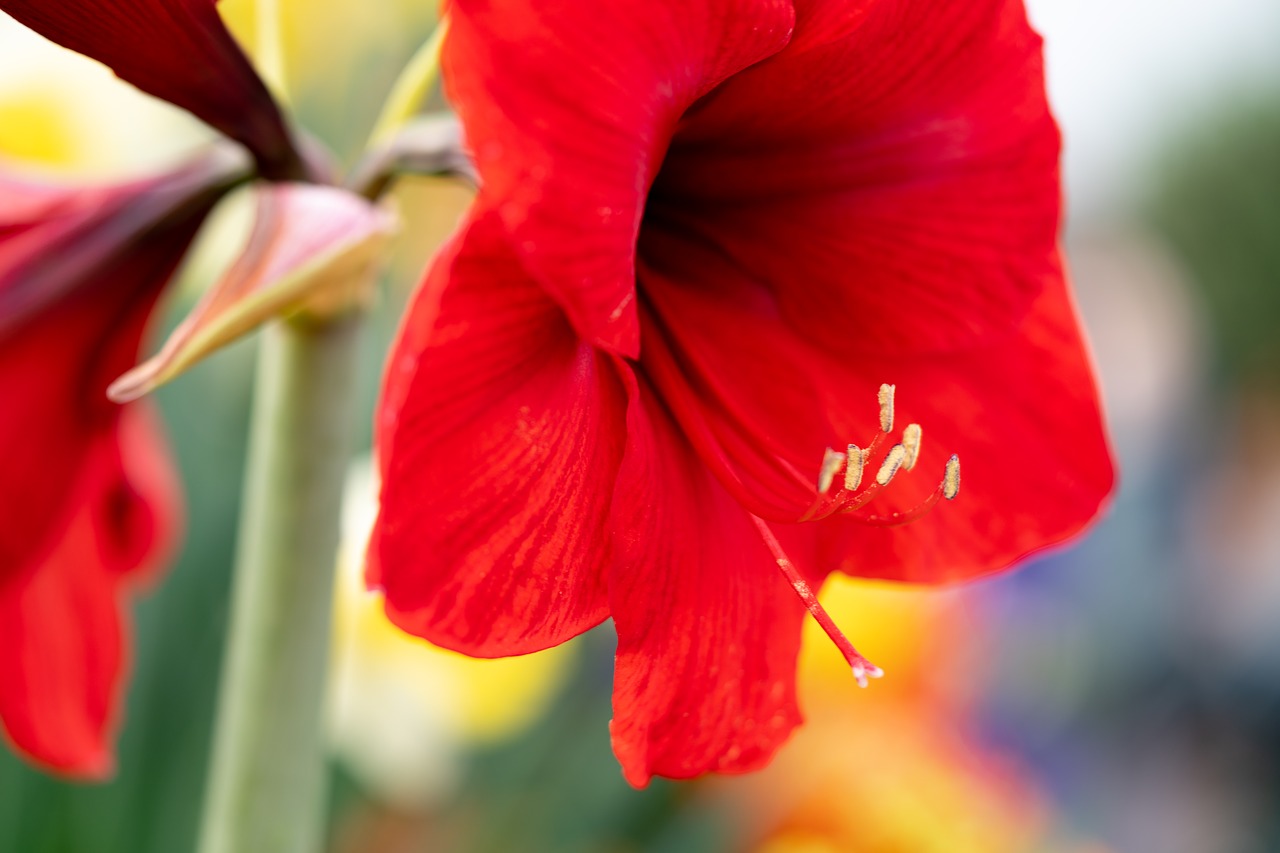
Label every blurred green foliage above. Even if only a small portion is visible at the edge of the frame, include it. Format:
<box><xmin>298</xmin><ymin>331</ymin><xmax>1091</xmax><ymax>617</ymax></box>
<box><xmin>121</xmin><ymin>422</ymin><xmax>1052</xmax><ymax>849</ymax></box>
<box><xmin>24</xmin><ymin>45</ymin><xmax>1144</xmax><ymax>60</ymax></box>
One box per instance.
<box><xmin>1145</xmin><ymin>93</ymin><xmax>1280</xmax><ymax>386</ymax></box>
<box><xmin>410</xmin><ymin>637</ymin><xmax>733</xmax><ymax>853</ymax></box>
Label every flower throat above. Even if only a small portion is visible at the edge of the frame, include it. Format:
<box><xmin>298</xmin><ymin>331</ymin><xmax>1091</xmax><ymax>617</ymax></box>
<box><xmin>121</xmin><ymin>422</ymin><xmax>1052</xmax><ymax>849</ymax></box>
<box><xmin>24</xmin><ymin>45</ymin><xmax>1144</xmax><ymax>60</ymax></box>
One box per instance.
<box><xmin>754</xmin><ymin>384</ymin><xmax>961</xmax><ymax>687</ymax></box>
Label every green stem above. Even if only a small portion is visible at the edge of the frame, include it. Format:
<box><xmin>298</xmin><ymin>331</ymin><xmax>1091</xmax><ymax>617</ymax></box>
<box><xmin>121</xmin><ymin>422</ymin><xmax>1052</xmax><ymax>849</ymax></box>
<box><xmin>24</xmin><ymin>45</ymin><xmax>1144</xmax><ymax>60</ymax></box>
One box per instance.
<box><xmin>197</xmin><ymin>312</ymin><xmax>363</xmax><ymax>853</ymax></box>
<box><xmin>367</xmin><ymin>17</ymin><xmax>450</xmax><ymax>148</ymax></box>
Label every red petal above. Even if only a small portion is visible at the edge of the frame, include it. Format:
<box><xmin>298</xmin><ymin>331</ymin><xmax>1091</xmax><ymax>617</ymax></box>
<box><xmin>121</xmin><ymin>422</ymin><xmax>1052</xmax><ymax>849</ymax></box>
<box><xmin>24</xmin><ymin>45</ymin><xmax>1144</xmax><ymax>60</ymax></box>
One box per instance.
<box><xmin>617</xmin><ymin>0</ymin><xmax>1115</xmax><ymax>574</ymax></box>
<box><xmin>0</xmin><ymin>406</ymin><xmax>179</xmax><ymax>777</ymax></box>
<box><xmin>443</xmin><ymin>0</ymin><xmax>795</xmax><ymax>355</ymax></box>
<box><xmin>820</xmin><ymin>267</ymin><xmax>1117</xmax><ymax>583</ymax></box>
<box><xmin>369</xmin><ymin>208</ymin><xmax>627</xmax><ymax>656</ymax></box>
<box><xmin>634</xmin><ymin>246</ymin><xmax>829</xmax><ymax>521</ymax></box>
<box><xmin>640</xmin><ymin>241</ymin><xmax>1113</xmax><ymax>582</ymax></box>
<box><xmin>0</xmin><ymin>164</ymin><xmax>194</xmax><ymax>774</ymax></box>
<box><xmin>0</xmin><ymin>165</ymin><xmax>212</xmax><ymax>582</ymax></box>
<box><xmin>0</xmin><ymin>0</ymin><xmax>302</xmax><ymax>177</ymax></box>
<box><xmin>608</xmin><ymin>370</ymin><xmax>812</xmax><ymax>787</ymax></box>
<box><xmin>648</xmin><ymin>0</ymin><xmax>1060</xmax><ymax>356</ymax></box>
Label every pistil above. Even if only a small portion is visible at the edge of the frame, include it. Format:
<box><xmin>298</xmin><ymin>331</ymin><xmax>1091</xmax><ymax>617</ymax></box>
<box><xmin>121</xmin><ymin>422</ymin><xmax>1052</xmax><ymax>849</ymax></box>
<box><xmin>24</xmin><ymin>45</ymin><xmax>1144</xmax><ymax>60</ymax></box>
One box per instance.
<box><xmin>750</xmin><ymin>514</ymin><xmax>884</xmax><ymax>688</ymax></box>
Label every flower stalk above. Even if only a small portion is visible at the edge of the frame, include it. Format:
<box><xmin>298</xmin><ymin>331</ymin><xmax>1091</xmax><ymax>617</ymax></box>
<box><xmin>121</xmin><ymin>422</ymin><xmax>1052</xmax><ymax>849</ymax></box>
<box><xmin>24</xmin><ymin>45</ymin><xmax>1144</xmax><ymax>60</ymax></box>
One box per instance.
<box><xmin>197</xmin><ymin>311</ymin><xmax>363</xmax><ymax>853</ymax></box>
<box><xmin>367</xmin><ymin>18</ymin><xmax>450</xmax><ymax>148</ymax></box>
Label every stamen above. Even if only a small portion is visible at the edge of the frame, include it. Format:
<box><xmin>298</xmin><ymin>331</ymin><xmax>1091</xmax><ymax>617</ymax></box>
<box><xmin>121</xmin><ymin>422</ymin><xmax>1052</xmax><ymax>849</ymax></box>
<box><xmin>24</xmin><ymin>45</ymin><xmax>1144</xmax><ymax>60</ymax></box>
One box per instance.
<box><xmin>751</xmin><ymin>514</ymin><xmax>883</xmax><ymax>687</ymax></box>
<box><xmin>875</xmin><ymin>444</ymin><xmax>907</xmax><ymax>486</ymax></box>
<box><xmin>844</xmin><ymin>444</ymin><xmax>864</xmax><ymax>491</ymax></box>
<box><xmin>878</xmin><ymin>383</ymin><xmax>895</xmax><ymax>433</ymax></box>
<box><xmin>901</xmin><ymin>424</ymin><xmax>922</xmax><ymax>470</ymax></box>
<box><xmin>801</xmin><ymin>384</ymin><xmax>961</xmax><ymax>528</ymax></box>
<box><xmin>817</xmin><ymin>448</ymin><xmax>846</xmax><ymax>494</ymax></box>
<box><xmin>858</xmin><ymin>455</ymin><xmax>961</xmax><ymax>526</ymax></box>
<box><xmin>943</xmin><ymin>454</ymin><xmax>961</xmax><ymax>500</ymax></box>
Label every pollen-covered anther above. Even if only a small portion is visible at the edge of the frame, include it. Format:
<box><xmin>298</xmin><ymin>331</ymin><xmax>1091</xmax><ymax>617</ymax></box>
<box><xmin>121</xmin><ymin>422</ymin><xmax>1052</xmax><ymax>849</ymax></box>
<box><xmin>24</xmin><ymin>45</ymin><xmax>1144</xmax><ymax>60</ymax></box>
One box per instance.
<box><xmin>943</xmin><ymin>454</ymin><xmax>961</xmax><ymax>500</ymax></box>
<box><xmin>817</xmin><ymin>447</ymin><xmax>846</xmax><ymax>494</ymax></box>
<box><xmin>875</xmin><ymin>444</ymin><xmax>907</xmax><ymax>486</ymax></box>
<box><xmin>844</xmin><ymin>444</ymin><xmax>864</xmax><ymax>492</ymax></box>
<box><xmin>799</xmin><ymin>384</ymin><xmax>960</xmax><ymax>527</ymax></box>
<box><xmin>855</xmin><ymin>452</ymin><xmax>964</xmax><ymax>527</ymax></box>
<box><xmin>901</xmin><ymin>423</ymin><xmax>923</xmax><ymax>470</ymax></box>
<box><xmin>878</xmin><ymin>383</ymin><xmax>895</xmax><ymax>433</ymax></box>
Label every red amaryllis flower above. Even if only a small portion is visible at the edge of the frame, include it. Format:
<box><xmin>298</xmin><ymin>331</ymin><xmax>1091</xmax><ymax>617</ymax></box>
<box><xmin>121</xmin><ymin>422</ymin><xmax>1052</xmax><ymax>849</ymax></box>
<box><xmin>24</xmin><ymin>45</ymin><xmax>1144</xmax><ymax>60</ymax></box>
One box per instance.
<box><xmin>0</xmin><ymin>0</ymin><xmax>328</xmax><ymax>775</ymax></box>
<box><xmin>370</xmin><ymin>0</ymin><xmax>1115</xmax><ymax>786</ymax></box>
<box><xmin>0</xmin><ymin>154</ymin><xmax>240</xmax><ymax>775</ymax></box>
<box><xmin>0</xmin><ymin>148</ymin><xmax>389</xmax><ymax>775</ymax></box>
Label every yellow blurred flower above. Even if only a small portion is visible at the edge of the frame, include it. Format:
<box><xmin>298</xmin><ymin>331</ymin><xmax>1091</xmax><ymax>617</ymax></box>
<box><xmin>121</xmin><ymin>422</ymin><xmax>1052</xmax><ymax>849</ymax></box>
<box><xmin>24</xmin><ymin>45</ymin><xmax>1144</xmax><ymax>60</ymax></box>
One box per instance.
<box><xmin>0</xmin><ymin>15</ymin><xmax>206</xmax><ymax>174</ymax></box>
<box><xmin>328</xmin><ymin>458</ymin><xmax>577</xmax><ymax>807</ymax></box>
<box><xmin>0</xmin><ymin>1</ymin><xmax>443</xmax><ymax>175</ymax></box>
<box><xmin>795</xmin><ymin>576</ymin><xmax>985</xmax><ymax>709</ymax></box>
<box><xmin>0</xmin><ymin>90</ymin><xmax>77</xmax><ymax>166</ymax></box>
<box><xmin>742</xmin><ymin>704</ymin><xmax>1049</xmax><ymax>853</ymax></box>
<box><xmin>714</xmin><ymin>576</ymin><xmax>1107</xmax><ymax>853</ymax></box>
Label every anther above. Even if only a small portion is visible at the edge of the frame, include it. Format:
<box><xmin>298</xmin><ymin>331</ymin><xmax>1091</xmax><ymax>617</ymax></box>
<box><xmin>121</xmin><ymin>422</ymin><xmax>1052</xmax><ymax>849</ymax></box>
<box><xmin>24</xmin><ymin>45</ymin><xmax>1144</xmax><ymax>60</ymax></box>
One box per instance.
<box><xmin>844</xmin><ymin>444</ymin><xmax>864</xmax><ymax>492</ymax></box>
<box><xmin>875</xmin><ymin>444</ymin><xmax>907</xmax><ymax>486</ymax></box>
<box><xmin>943</xmin><ymin>454</ymin><xmax>961</xmax><ymax>500</ymax></box>
<box><xmin>801</xmin><ymin>384</ymin><xmax>960</xmax><ymax>529</ymax></box>
<box><xmin>817</xmin><ymin>447</ymin><xmax>846</xmax><ymax>494</ymax></box>
<box><xmin>878</xmin><ymin>383</ymin><xmax>895</xmax><ymax>433</ymax></box>
<box><xmin>902</xmin><ymin>424</ymin><xmax>922</xmax><ymax>470</ymax></box>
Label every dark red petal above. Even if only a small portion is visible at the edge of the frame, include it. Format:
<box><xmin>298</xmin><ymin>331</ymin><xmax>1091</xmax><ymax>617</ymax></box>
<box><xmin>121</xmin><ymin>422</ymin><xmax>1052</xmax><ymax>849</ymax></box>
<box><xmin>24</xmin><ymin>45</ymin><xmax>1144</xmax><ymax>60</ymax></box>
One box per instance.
<box><xmin>0</xmin><ymin>151</ymin><xmax>243</xmax><ymax>338</ymax></box>
<box><xmin>370</xmin><ymin>207</ymin><xmax>627</xmax><ymax>656</ymax></box>
<box><xmin>608</xmin><ymin>368</ymin><xmax>813</xmax><ymax>787</ymax></box>
<box><xmin>649</xmin><ymin>0</ymin><xmax>1060</xmax><ymax>357</ymax></box>
<box><xmin>638</xmin><ymin>239</ymin><xmax>1113</xmax><ymax>582</ymax></box>
<box><xmin>0</xmin><ymin>0</ymin><xmax>302</xmax><ymax>178</ymax></box>
<box><xmin>635</xmin><ymin>248</ymin><xmax>828</xmax><ymax>521</ymax></box>
<box><xmin>0</xmin><ymin>406</ymin><xmax>179</xmax><ymax>777</ymax></box>
<box><xmin>443</xmin><ymin>0</ymin><xmax>795</xmax><ymax>355</ymax></box>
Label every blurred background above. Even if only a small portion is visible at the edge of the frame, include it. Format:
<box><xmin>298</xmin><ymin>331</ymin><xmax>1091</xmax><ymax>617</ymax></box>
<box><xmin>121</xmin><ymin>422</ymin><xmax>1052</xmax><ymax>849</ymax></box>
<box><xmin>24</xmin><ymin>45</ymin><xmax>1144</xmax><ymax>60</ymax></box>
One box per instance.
<box><xmin>1</xmin><ymin>0</ymin><xmax>1278</xmax><ymax>850</ymax></box>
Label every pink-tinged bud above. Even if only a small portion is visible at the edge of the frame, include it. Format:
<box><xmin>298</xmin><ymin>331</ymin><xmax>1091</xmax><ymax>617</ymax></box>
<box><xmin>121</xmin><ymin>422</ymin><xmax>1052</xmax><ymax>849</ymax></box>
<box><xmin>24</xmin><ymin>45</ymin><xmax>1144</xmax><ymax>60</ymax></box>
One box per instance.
<box><xmin>109</xmin><ymin>184</ymin><xmax>396</xmax><ymax>403</ymax></box>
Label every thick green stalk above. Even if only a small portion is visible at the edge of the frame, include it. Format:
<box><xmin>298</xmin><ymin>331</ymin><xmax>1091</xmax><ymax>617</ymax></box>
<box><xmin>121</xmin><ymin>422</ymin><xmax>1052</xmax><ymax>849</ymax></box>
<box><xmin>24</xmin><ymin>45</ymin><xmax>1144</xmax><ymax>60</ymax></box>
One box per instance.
<box><xmin>197</xmin><ymin>312</ymin><xmax>363</xmax><ymax>853</ymax></box>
